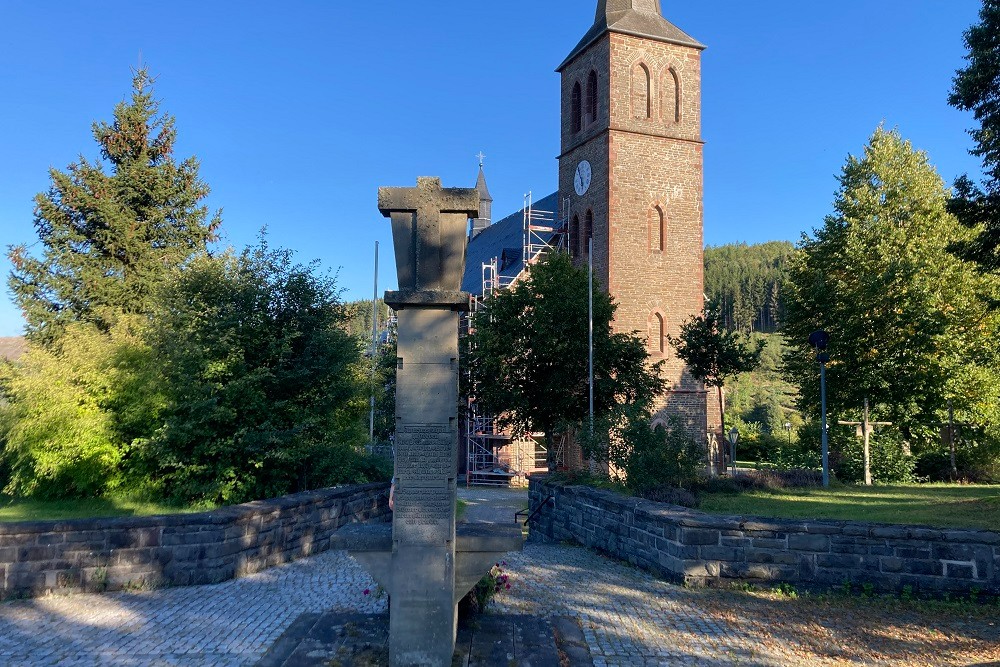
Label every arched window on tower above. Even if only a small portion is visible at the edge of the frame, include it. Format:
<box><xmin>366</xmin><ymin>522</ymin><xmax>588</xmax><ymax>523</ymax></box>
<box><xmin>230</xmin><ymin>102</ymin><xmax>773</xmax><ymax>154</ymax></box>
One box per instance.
<box><xmin>585</xmin><ymin>70</ymin><xmax>598</xmax><ymax>127</ymax></box>
<box><xmin>571</xmin><ymin>82</ymin><xmax>583</xmax><ymax>134</ymax></box>
<box><xmin>571</xmin><ymin>215</ymin><xmax>580</xmax><ymax>258</ymax></box>
<box><xmin>632</xmin><ymin>63</ymin><xmax>651</xmax><ymax>120</ymax></box>
<box><xmin>661</xmin><ymin>68</ymin><xmax>681</xmax><ymax>124</ymax></box>
<box><xmin>584</xmin><ymin>210</ymin><xmax>594</xmax><ymax>257</ymax></box>
<box><xmin>650</xmin><ymin>205</ymin><xmax>665</xmax><ymax>252</ymax></box>
<box><xmin>651</xmin><ymin>312</ymin><xmax>665</xmax><ymax>354</ymax></box>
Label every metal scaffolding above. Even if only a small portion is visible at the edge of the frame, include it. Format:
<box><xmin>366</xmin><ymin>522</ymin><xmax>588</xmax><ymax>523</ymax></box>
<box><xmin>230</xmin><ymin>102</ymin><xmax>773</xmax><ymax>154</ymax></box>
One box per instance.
<box><xmin>464</xmin><ymin>263</ymin><xmax>515</xmax><ymax>486</ymax></box>
<box><xmin>463</xmin><ymin>194</ymin><xmax>572</xmax><ymax>486</ymax></box>
<box><xmin>522</xmin><ymin>192</ymin><xmax>570</xmax><ymax>267</ymax></box>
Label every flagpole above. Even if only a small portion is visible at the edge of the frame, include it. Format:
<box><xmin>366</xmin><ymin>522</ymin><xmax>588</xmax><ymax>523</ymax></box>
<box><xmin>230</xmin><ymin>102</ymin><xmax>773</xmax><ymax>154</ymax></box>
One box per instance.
<box><xmin>369</xmin><ymin>241</ymin><xmax>379</xmax><ymax>444</ymax></box>
<box><xmin>589</xmin><ymin>236</ymin><xmax>594</xmax><ymax>434</ymax></box>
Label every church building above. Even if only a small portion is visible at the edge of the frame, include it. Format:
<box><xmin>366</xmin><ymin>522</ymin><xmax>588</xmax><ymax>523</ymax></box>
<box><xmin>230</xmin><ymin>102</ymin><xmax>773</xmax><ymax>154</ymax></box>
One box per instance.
<box><xmin>462</xmin><ymin>0</ymin><xmax>716</xmax><ymax>483</ymax></box>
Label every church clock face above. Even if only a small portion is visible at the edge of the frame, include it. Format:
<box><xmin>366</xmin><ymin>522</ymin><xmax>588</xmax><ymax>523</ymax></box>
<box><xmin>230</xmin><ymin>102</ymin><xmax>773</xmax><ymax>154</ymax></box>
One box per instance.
<box><xmin>574</xmin><ymin>160</ymin><xmax>592</xmax><ymax>196</ymax></box>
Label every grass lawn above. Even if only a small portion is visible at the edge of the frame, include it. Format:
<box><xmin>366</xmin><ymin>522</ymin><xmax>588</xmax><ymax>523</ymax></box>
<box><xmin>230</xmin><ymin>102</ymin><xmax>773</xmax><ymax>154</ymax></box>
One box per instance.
<box><xmin>698</xmin><ymin>484</ymin><xmax>1000</xmax><ymax>532</ymax></box>
<box><xmin>0</xmin><ymin>495</ymin><xmax>211</xmax><ymax>523</ymax></box>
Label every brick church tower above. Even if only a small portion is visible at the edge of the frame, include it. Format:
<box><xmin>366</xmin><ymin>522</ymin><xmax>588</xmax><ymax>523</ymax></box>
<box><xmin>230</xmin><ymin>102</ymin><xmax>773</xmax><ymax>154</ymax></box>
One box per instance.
<box><xmin>558</xmin><ymin>1</ymin><xmax>714</xmax><ymax>446</ymax></box>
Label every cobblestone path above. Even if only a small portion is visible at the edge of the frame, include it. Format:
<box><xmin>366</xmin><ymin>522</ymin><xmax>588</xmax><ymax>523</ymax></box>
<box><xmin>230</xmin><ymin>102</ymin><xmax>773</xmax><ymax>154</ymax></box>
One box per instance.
<box><xmin>0</xmin><ymin>487</ymin><xmax>997</xmax><ymax>666</ymax></box>
<box><xmin>497</xmin><ymin>542</ymin><xmax>1000</xmax><ymax>666</ymax></box>
<box><xmin>0</xmin><ymin>549</ymin><xmax>387</xmax><ymax>667</ymax></box>
<box><xmin>458</xmin><ymin>484</ymin><xmax>529</xmax><ymax>524</ymax></box>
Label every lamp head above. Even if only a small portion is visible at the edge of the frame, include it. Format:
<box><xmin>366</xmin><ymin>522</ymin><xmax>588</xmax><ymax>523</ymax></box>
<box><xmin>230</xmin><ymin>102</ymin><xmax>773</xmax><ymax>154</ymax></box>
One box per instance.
<box><xmin>808</xmin><ymin>330</ymin><xmax>830</xmax><ymax>350</ymax></box>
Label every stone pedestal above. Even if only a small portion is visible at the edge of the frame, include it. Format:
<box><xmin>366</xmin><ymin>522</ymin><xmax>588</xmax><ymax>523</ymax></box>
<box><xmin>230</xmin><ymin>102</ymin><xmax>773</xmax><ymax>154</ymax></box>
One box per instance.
<box><xmin>338</xmin><ymin>177</ymin><xmax>522</xmax><ymax>666</ymax></box>
<box><xmin>389</xmin><ymin>302</ymin><xmax>463</xmax><ymax>665</ymax></box>
<box><xmin>335</xmin><ymin>522</ymin><xmax>524</xmax><ymax>644</ymax></box>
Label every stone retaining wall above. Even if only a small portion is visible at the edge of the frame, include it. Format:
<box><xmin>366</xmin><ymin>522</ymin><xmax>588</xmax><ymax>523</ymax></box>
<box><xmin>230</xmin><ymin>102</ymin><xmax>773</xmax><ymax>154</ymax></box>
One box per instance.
<box><xmin>0</xmin><ymin>482</ymin><xmax>390</xmax><ymax>600</ymax></box>
<box><xmin>528</xmin><ymin>476</ymin><xmax>1000</xmax><ymax>596</ymax></box>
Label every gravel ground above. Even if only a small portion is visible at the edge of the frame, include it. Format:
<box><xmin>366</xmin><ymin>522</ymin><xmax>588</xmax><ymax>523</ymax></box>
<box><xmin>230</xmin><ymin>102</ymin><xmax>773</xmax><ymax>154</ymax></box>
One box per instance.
<box><xmin>0</xmin><ymin>485</ymin><xmax>996</xmax><ymax>666</ymax></box>
<box><xmin>497</xmin><ymin>542</ymin><xmax>1000</xmax><ymax>666</ymax></box>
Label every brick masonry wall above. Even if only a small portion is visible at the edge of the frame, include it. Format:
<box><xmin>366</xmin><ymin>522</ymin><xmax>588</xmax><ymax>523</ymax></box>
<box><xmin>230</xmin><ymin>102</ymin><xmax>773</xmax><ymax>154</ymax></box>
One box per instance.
<box><xmin>528</xmin><ymin>477</ymin><xmax>1000</xmax><ymax>596</ymax></box>
<box><xmin>0</xmin><ymin>482</ymin><xmax>389</xmax><ymax>600</ymax></box>
<box><xmin>559</xmin><ymin>31</ymin><xmax>707</xmax><ymax>442</ymax></box>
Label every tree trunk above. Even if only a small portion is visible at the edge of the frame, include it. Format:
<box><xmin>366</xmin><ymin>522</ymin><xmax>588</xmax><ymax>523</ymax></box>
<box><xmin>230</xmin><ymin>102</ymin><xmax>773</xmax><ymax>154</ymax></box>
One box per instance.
<box><xmin>717</xmin><ymin>384</ymin><xmax>726</xmax><ymax>475</ymax></box>
<box><xmin>948</xmin><ymin>401</ymin><xmax>957</xmax><ymax>481</ymax></box>
<box><xmin>863</xmin><ymin>397</ymin><xmax>872</xmax><ymax>486</ymax></box>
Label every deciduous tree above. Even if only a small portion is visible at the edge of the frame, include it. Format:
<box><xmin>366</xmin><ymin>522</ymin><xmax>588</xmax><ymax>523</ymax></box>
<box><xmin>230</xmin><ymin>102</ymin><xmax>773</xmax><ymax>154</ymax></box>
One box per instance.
<box><xmin>468</xmin><ymin>252</ymin><xmax>664</xmax><ymax>472</ymax></box>
<box><xmin>137</xmin><ymin>241</ymin><xmax>375</xmax><ymax>504</ymax></box>
<box><xmin>783</xmin><ymin>128</ymin><xmax>1000</xmax><ymax>440</ymax></box>
<box><xmin>667</xmin><ymin>305</ymin><xmax>763</xmax><ymax>442</ymax></box>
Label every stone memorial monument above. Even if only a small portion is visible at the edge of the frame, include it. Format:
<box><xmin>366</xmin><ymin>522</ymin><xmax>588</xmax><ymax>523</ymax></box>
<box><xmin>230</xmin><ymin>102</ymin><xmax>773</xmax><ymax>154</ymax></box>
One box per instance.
<box><xmin>341</xmin><ymin>177</ymin><xmax>522</xmax><ymax>666</ymax></box>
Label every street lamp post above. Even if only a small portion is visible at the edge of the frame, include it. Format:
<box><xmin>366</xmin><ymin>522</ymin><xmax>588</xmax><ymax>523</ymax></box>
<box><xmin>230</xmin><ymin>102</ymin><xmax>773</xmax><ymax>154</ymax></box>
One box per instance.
<box><xmin>809</xmin><ymin>330</ymin><xmax>831</xmax><ymax>488</ymax></box>
<box><xmin>784</xmin><ymin>421</ymin><xmax>792</xmax><ymax>446</ymax></box>
<box><xmin>727</xmin><ymin>427</ymin><xmax>739</xmax><ymax>476</ymax></box>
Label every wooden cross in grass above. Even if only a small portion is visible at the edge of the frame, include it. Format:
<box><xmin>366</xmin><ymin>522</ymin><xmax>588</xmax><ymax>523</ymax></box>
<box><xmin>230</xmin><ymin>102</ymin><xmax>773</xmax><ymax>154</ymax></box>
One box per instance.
<box><xmin>838</xmin><ymin>397</ymin><xmax>892</xmax><ymax>486</ymax></box>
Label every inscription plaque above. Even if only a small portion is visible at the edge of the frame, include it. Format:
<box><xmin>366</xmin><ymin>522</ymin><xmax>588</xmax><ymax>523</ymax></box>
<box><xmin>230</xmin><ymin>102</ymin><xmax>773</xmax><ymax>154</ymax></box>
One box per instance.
<box><xmin>395</xmin><ymin>487</ymin><xmax>452</xmax><ymax>527</ymax></box>
<box><xmin>396</xmin><ymin>423</ymin><xmax>453</xmax><ymax>486</ymax></box>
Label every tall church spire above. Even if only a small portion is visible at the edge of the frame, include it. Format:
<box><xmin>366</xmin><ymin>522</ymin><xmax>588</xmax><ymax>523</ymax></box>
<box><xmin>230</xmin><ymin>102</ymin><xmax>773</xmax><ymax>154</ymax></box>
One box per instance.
<box><xmin>475</xmin><ymin>166</ymin><xmax>492</xmax><ymax>221</ymax></box>
<box><xmin>559</xmin><ymin>0</ymin><xmax>703</xmax><ymax>71</ymax></box>
<box><xmin>470</xmin><ymin>157</ymin><xmax>493</xmax><ymax>240</ymax></box>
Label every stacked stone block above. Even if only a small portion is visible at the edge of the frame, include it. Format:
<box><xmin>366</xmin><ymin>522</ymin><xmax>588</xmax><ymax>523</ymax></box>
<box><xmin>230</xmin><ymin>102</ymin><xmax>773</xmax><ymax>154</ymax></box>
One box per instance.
<box><xmin>0</xmin><ymin>482</ymin><xmax>389</xmax><ymax>600</ymax></box>
<box><xmin>529</xmin><ymin>477</ymin><xmax>1000</xmax><ymax>596</ymax></box>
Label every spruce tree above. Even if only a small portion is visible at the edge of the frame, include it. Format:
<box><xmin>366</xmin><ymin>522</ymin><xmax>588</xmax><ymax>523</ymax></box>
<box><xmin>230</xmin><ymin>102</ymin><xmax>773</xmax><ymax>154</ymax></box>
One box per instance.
<box><xmin>8</xmin><ymin>68</ymin><xmax>220</xmax><ymax>344</ymax></box>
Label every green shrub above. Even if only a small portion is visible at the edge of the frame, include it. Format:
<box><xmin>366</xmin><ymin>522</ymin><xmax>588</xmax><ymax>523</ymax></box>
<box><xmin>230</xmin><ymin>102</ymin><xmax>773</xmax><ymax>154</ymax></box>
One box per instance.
<box><xmin>914</xmin><ymin>438</ymin><xmax>1000</xmax><ymax>483</ymax></box>
<box><xmin>133</xmin><ymin>242</ymin><xmax>379</xmax><ymax>504</ymax></box>
<box><xmin>0</xmin><ymin>323</ymin><xmax>145</xmax><ymax>498</ymax></box>
<box><xmin>763</xmin><ymin>423</ymin><xmax>822</xmax><ymax>471</ymax></box>
<box><xmin>835</xmin><ymin>430</ymin><xmax>916</xmax><ymax>484</ymax></box>
<box><xmin>727</xmin><ymin>416</ymin><xmax>766</xmax><ymax>461</ymax></box>
<box><xmin>582</xmin><ymin>408</ymin><xmax>704</xmax><ymax>494</ymax></box>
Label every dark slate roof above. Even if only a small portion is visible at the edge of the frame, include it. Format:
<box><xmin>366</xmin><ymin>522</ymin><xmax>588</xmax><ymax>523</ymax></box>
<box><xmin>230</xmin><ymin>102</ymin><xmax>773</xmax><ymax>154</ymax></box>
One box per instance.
<box><xmin>462</xmin><ymin>191</ymin><xmax>560</xmax><ymax>296</ymax></box>
<box><xmin>475</xmin><ymin>167</ymin><xmax>492</xmax><ymax>202</ymax></box>
<box><xmin>558</xmin><ymin>1</ymin><xmax>704</xmax><ymax>71</ymax></box>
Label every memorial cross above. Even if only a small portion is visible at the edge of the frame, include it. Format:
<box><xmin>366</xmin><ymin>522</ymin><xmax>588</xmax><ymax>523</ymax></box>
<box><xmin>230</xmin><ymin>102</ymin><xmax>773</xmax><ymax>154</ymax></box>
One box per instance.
<box><xmin>378</xmin><ymin>177</ymin><xmax>480</xmax><ymax>294</ymax></box>
<box><xmin>339</xmin><ymin>177</ymin><xmax>521</xmax><ymax>667</ymax></box>
<box><xmin>838</xmin><ymin>397</ymin><xmax>892</xmax><ymax>486</ymax></box>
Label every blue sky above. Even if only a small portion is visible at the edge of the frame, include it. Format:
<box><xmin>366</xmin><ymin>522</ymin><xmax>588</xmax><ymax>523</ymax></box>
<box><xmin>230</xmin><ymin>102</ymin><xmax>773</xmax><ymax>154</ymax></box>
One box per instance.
<box><xmin>0</xmin><ymin>1</ymin><xmax>986</xmax><ymax>337</ymax></box>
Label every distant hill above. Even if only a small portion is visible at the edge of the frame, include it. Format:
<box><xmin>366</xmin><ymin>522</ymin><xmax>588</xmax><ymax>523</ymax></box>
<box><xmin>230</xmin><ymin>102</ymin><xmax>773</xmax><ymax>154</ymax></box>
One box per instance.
<box><xmin>0</xmin><ymin>337</ymin><xmax>26</xmax><ymax>362</ymax></box>
<box><xmin>704</xmin><ymin>241</ymin><xmax>796</xmax><ymax>333</ymax></box>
